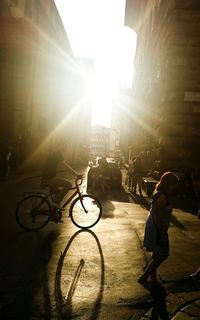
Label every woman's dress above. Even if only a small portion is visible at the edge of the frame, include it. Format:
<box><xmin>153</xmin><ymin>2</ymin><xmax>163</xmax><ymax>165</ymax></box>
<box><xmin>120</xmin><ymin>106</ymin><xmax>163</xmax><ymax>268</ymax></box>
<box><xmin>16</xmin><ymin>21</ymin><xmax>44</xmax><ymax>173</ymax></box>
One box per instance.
<box><xmin>143</xmin><ymin>192</ymin><xmax>172</xmax><ymax>257</ymax></box>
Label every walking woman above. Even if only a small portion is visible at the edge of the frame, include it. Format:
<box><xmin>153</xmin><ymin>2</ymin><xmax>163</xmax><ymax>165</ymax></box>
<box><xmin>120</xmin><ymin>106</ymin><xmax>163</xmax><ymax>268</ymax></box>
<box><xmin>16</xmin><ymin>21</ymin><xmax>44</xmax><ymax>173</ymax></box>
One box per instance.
<box><xmin>138</xmin><ymin>171</ymin><xmax>179</xmax><ymax>290</ymax></box>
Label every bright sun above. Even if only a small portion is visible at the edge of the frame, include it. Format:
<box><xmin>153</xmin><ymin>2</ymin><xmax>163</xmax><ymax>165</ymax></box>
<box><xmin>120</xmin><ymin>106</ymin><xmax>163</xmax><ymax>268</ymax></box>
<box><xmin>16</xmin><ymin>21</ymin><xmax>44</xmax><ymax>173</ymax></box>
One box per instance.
<box><xmin>55</xmin><ymin>0</ymin><xmax>137</xmax><ymax>128</ymax></box>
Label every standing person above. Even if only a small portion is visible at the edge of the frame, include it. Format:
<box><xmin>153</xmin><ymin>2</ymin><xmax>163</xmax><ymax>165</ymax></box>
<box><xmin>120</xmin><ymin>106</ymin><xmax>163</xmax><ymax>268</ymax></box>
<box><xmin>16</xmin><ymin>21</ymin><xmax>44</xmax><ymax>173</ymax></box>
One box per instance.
<box><xmin>98</xmin><ymin>156</ymin><xmax>110</xmax><ymax>194</ymax></box>
<box><xmin>137</xmin><ymin>171</ymin><xmax>179</xmax><ymax>290</ymax></box>
<box><xmin>128</xmin><ymin>157</ymin><xmax>134</xmax><ymax>191</ymax></box>
<box><xmin>41</xmin><ymin>140</ymin><xmax>82</xmax><ymax>207</ymax></box>
<box><xmin>132</xmin><ymin>155</ymin><xmax>144</xmax><ymax>195</ymax></box>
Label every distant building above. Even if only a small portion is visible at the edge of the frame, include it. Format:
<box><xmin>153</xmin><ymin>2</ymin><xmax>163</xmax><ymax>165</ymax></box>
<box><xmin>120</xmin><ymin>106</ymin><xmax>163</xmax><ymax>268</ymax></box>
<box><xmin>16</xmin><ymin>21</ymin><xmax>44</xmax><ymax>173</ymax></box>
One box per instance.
<box><xmin>89</xmin><ymin>125</ymin><xmax>110</xmax><ymax>157</ymax></box>
<box><xmin>110</xmin><ymin>104</ymin><xmax>120</xmax><ymax>157</ymax></box>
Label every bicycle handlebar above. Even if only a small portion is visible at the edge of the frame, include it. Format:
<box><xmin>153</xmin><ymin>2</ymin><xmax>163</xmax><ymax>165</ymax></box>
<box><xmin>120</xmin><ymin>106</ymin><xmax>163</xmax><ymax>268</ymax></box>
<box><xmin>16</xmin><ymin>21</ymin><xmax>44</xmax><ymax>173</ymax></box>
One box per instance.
<box><xmin>75</xmin><ymin>176</ymin><xmax>84</xmax><ymax>187</ymax></box>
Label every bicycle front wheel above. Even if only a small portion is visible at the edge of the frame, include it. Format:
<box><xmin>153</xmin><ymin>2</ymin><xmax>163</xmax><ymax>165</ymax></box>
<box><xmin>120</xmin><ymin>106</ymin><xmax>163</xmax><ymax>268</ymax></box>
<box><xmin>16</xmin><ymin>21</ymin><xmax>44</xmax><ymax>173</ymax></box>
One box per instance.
<box><xmin>15</xmin><ymin>194</ymin><xmax>51</xmax><ymax>231</ymax></box>
<box><xmin>70</xmin><ymin>195</ymin><xmax>102</xmax><ymax>229</ymax></box>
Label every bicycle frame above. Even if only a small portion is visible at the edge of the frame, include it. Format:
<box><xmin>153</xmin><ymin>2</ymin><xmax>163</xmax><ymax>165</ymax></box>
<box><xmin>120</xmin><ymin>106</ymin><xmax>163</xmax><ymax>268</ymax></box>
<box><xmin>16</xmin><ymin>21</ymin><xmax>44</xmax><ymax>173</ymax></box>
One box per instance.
<box><xmin>22</xmin><ymin>177</ymin><xmax>85</xmax><ymax>216</ymax></box>
<box><xmin>16</xmin><ymin>176</ymin><xmax>102</xmax><ymax>231</ymax></box>
<box><xmin>62</xmin><ymin>178</ymin><xmax>86</xmax><ymax>215</ymax></box>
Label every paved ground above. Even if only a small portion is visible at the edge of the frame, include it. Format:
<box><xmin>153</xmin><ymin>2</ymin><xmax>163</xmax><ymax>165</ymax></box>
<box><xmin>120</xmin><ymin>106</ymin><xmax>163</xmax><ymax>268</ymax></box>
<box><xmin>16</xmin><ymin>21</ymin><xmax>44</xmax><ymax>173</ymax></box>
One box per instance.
<box><xmin>0</xmin><ymin>168</ymin><xmax>200</xmax><ymax>319</ymax></box>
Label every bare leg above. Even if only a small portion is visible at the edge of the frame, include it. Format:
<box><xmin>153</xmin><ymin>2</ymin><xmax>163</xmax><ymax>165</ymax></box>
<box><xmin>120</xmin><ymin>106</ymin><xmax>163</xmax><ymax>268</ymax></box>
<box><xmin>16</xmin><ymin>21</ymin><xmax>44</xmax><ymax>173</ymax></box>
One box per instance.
<box><xmin>128</xmin><ymin>175</ymin><xmax>131</xmax><ymax>190</ymax></box>
<box><xmin>190</xmin><ymin>267</ymin><xmax>200</xmax><ymax>279</ymax></box>
<box><xmin>138</xmin><ymin>175</ymin><xmax>142</xmax><ymax>195</ymax></box>
<box><xmin>195</xmin><ymin>267</ymin><xmax>200</xmax><ymax>278</ymax></box>
<box><xmin>150</xmin><ymin>269</ymin><xmax>157</xmax><ymax>283</ymax></box>
<box><xmin>138</xmin><ymin>253</ymin><xmax>167</xmax><ymax>289</ymax></box>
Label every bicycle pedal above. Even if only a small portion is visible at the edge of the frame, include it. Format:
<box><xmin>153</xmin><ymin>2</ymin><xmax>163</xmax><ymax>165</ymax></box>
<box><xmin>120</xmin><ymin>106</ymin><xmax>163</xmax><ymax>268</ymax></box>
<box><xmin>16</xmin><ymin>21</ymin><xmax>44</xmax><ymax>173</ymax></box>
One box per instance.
<box><xmin>54</xmin><ymin>219</ymin><xmax>64</xmax><ymax>224</ymax></box>
<box><xmin>56</xmin><ymin>208</ymin><xmax>65</xmax><ymax>212</ymax></box>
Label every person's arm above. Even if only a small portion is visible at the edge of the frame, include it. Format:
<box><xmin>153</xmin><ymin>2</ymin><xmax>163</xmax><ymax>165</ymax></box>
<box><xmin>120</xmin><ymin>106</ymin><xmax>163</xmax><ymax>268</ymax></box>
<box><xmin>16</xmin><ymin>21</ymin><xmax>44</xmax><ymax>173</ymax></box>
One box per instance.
<box><xmin>61</xmin><ymin>160</ymin><xmax>82</xmax><ymax>177</ymax></box>
<box><xmin>154</xmin><ymin>193</ymin><xmax>168</xmax><ymax>243</ymax></box>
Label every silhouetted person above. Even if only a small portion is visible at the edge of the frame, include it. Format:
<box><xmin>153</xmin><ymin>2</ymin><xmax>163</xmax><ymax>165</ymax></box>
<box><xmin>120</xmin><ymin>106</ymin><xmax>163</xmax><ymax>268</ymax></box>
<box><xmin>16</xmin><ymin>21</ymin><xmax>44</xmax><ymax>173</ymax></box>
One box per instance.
<box><xmin>41</xmin><ymin>140</ymin><xmax>82</xmax><ymax>207</ymax></box>
<box><xmin>128</xmin><ymin>157</ymin><xmax>134</xmax><ymax>191</ymax></box>
<box><xmin>138</xmin><ymin>172</ymin><xmax>179</xmax><ymax>290</ymax></box>
<box><xmin>132</xmin><ymin>156</ymin><xmax>144</xmax><ymax>195</ymax></box>
<box><xmin>98</xmin><ymin>156</ymin><xmax>110</xmax><ymax>194</ymax></box>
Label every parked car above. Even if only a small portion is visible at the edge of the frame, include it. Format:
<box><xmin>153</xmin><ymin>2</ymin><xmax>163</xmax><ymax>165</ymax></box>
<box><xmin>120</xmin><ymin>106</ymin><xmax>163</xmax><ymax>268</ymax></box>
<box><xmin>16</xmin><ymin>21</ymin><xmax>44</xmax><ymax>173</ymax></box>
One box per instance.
<box><xmin>87</xmin><ymin>157</ymin><xmax>122</xmax><ymax>192</ymax></box>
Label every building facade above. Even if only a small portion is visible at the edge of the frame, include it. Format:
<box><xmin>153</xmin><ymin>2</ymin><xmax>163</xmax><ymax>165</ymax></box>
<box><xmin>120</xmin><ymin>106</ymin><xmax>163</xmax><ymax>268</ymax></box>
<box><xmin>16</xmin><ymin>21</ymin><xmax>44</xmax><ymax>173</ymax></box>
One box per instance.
<box><xmin>125</xmin><ymin>0</ymin><xmax>200</xmax><ymax>170</ymax></box>
<box><xmin>89</xmin><ymin>125</ymin><xmax>110</xmax><ymax>158</ymax></box>
<box><xmin>0</xmin><ymin>0</ymin><xmax>93</xmax><ymax>174</ymax></box>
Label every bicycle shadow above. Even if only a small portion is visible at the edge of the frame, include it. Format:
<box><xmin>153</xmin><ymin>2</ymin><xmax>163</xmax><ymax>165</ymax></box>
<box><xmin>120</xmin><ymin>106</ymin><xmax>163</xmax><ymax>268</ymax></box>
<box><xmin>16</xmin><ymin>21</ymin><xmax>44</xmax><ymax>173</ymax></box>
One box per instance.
<box><xmin>55</xmin><ymin>229</ymin><xmax>105</xmax><ymax>320</ymax></box>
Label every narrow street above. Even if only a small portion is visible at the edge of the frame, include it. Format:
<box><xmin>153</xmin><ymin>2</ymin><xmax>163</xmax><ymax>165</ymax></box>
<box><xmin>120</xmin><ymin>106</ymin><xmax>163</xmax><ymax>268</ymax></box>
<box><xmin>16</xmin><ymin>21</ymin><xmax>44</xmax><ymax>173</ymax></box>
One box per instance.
<box><xmin>0</xmin><ymin>169</ymin><xmax>200</xmax><ymax>319</ymax></box>
<box><xmin>1</xmin><ymin>1</ymin><xmax>200</xmax><ymax>319</ymax></box>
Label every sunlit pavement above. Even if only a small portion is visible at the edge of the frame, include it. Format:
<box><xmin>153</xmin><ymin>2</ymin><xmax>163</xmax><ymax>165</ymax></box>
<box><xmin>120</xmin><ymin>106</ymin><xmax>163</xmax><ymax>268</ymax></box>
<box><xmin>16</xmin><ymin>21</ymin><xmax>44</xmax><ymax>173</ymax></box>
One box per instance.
<box><xmin>0</xmin><ymin>169</ymin><xmax>200</xmax><ymax>319</ymax></box>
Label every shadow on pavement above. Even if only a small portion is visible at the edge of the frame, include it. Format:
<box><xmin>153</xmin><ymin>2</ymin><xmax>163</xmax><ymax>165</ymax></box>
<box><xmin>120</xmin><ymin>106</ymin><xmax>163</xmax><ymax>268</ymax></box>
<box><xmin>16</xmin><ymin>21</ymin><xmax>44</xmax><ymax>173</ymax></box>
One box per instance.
<box><xmin>107</xmin><ymin>187</ymin><xmax>131</xmax><ymax>202</ymax></box>
<box><xmin>101</xmin><ymin>199</ymin><xmax>115</xmax><ymax>219</ymax></box>
<box><xmin>90</xmin><ymin>187</ymin><xmax>132</xmax><ymax>220</ymax></box>
<box><xmin>0</xmin><ymin>231</ymin><xmax>59</xmax><ymax>319</ymax></box>
<box><xmin>162</xmin><ymin>276</ymin><xmax>200</xmax><ymax>293</ymax></box>
<box><xmin>129</xmin><ymin>192</ymin><xmax>150</xmax><ymax>210</ymax></box>
<box><xmin>118</xmin><ymin>277</ymin><xmax>199</xmax><ymax>319</ymax></box>
<box><xmin>90</xmin><ymin>186</ymin><xmax>130</xmax><ymax>203</ymax></box>
<box><xmin>170</xmin><ymin>214</ymin><xmax>187</xmax><ymax>230</ymax></box>
<box><xmin>172</xmin><ymin>197</ymin><xmax>199</xmax><ymax>215</ymax></box>
<box><xmin>55</xmin><ymin>229</ymin><xmax>105</xmax><ymax>320</ymax></box>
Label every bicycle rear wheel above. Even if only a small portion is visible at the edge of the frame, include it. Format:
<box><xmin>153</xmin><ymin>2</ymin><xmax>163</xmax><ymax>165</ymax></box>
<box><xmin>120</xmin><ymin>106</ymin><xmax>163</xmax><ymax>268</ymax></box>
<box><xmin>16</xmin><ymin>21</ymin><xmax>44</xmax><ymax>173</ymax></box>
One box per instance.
<box><xmin>15</xmin><ymin>194</ymin><xmax>51</xmax><ymax>231</ymax></box>
<box><xmin>70</xmin><ymin>194</ymin><xmax>102</xmax><ymax>229</ymax></box>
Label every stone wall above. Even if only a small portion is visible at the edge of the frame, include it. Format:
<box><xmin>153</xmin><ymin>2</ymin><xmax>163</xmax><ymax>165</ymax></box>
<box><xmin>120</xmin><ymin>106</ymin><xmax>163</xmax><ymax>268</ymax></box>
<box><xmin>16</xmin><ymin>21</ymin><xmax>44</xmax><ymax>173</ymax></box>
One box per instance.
<box><xmin>125</xmin><ymin>0</ymin><xmax>200</xmax><ymax>170</ymax></box>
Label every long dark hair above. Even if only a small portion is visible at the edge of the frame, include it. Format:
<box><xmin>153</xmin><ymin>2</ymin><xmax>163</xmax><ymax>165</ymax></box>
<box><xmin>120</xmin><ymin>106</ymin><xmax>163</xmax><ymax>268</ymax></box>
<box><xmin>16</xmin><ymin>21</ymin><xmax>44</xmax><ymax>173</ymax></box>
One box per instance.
<box><xmin>155</xmin><ymin>171</ymin><xmax>179</xmax><ymax>194</ymax></box>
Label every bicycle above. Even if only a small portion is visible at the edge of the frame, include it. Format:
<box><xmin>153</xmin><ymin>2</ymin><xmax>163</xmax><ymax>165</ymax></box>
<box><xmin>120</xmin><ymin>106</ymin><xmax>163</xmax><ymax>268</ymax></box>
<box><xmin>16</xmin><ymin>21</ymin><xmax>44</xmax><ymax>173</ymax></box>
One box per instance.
<box><xmin>15</xmin><ymin>177</ymin><xmax>102</xmax><ymax>231</ymax></box>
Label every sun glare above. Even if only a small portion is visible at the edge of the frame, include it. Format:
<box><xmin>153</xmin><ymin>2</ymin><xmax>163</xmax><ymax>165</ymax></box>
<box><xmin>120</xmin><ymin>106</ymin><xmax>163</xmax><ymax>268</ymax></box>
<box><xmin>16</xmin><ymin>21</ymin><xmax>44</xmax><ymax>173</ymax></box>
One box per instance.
<box><xmin>55</xmin><ymin>0</ymin><xmax>136</xmax><ymax>128</ymax></box>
